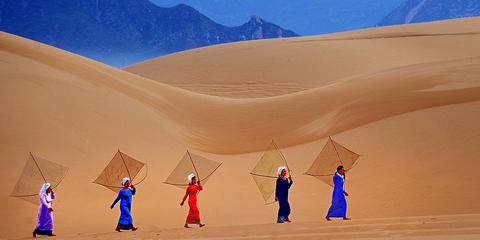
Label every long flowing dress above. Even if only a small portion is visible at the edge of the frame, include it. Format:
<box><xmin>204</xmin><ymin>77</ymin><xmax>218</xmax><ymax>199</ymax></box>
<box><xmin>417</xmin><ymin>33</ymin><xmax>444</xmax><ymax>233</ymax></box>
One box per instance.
<box><xmin>111</xmin><ymin>187</ymin><xmax>136</xmax><ymax>230</ymax></box>
<box><xmin>275</xmin><ymin>177</ymin><xmax>293</xmax><ymax>222</ymax></box>
<box><xmin>34</xmin><ymin>191</ymin><xmax>55</xmax><ymax>235</ymax></box>
<box><xmin>326</xmin><ymin>174</ymin><xmax>347</xmax><ymax>218</ymax></box>
<box><xmin>182</xmin><ymin>184</ymin><xmax>203</xmax><ymax>224</ymax></box>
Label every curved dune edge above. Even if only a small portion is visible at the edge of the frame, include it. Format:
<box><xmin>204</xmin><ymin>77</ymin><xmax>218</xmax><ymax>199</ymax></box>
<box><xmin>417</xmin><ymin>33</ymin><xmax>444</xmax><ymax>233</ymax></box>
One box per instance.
<box><xmin>2</xmin><ymin>32</ymin><xmax>480</xmax><ymax>154</ymax></box>
<box><xmin>165</xmin><ymin>57</ymin><xmax>480</xmax><ymax>153</ymax></box>
<box><xmin>125</xmin><ymin>17</ymin><xmax>480</xmax><ymax>99</ymax></box>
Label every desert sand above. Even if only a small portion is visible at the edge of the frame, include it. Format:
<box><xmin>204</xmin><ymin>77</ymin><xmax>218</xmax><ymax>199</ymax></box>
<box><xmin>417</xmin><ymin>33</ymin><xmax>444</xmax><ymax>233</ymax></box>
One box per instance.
<box><xmin>1</xmin><ymin>17</ymin><xmax>480</xmax><ymax>239</ymax></box>
<box><xmin>38</xmin><ymin>214</ymin><xmax>480</xmax><ymax>240</ymax></box>
<box><xmin>126</xmin><ymin>17</ymin><xmax>480</xmax><ymax>98</ymax></box>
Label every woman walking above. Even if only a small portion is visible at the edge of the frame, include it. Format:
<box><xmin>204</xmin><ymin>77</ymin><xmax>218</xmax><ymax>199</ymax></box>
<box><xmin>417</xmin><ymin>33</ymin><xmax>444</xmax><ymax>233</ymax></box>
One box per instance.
<box><xmin>326</xmin><ymin>165</ymin><xmax>351</xmax><ymax>221</ymax></box>
<box><xmin>180</xmin><ymin>173</ymin><xmax>205</xmax><ymax>228</ymax></box>
<box><xmin>275</xmin><ymin>166</ymin><xmax>293</xmax><ymax>223</ymax></box>
<box><xmin>110</xmin><ymin>177</ymin><xmax>138</xmax><ymax>231</ymax></box>
<box><xmin>33</xmin><ymin>183</ymin><xmax>55</xmax><ymax>237</ymax></box>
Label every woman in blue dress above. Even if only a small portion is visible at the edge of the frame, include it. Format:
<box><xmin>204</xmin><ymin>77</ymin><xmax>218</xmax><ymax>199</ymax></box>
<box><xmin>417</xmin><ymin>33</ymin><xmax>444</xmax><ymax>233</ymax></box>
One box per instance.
<box><xmin>110</xmin><ymin>177</ymin><xmax>138</xmax><ymax>231</ymax></box>
<box><xmin>275</xmin><ymin>166</ymin><xmax>293</xmax><ymax>223</ymax></box>
<box><xmin>326</xmin><ymin>165</ymin><xmax>351</xmax><ymax>221</ymax></box>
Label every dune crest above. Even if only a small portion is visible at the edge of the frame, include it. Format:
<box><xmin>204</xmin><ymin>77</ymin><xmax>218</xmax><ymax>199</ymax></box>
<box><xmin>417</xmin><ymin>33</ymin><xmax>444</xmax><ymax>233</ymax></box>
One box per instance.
<box><xmin>126</xmin><ymin>17</ymin><xmax>480</xmax><ymax>98</ymax></box>
<box><xmin>0</xmin><ymin>27</ymin><xmax>480</xmax><ymax>154</ymax></box>
<box><xmin>2</xmin><ymin>29</ymin><xmax>480</xmax><ymax>154</ymax></box>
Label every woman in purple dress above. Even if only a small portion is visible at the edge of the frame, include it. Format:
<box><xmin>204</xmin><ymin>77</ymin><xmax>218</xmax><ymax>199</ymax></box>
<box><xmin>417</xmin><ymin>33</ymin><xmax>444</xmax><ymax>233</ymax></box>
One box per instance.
<box><xmin>33</xmin><ymin>183</ymin><xmax>55</xmax><ymax>237</ymax></box>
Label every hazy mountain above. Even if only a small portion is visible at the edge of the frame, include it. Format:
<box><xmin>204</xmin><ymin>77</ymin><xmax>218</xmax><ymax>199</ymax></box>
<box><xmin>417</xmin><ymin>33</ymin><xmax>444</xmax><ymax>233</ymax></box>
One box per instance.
<box><xmin>151</xmin><ymin>0</ymin><xmax>407</xmax><ymax>35</ymax></box>
<box><xmin>0</xmin><ymin>0</ymin><xmax>297</xmax><ymax>67</ymax></box>
<box><xmin>379</xmin><ymin>0</ymin><xmax>480</xmax><ymax>26</ymax></box>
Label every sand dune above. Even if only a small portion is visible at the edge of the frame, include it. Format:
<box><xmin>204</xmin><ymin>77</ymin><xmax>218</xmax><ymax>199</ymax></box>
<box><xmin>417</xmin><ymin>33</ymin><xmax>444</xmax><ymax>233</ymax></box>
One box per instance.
<box><xmin>4</xmin><ymin>31</ymin><xmax>480</xmax><ymax>154</ymax></box>
<box><xmin>126</xmin><ymin>17</ymin><xmax>480</xmax><ymax>98</ymax></box>
<box><xmin>1</xmin><ymin>17</ymin><xmax>480</xmax><ymax>239</ymax></box>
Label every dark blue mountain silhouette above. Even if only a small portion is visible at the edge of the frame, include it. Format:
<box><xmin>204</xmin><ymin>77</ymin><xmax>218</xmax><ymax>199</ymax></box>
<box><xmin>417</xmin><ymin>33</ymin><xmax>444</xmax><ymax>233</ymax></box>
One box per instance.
<box><xmin>0</xmin><ymin>0</ymin><xmax>297</xmax><ymax>67</ymax></box>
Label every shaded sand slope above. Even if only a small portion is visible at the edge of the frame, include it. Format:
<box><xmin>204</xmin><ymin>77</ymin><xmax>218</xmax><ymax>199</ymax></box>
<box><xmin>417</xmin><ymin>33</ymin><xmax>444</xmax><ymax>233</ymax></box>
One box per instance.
<box><xmin>54</xmin><ymin>55</ymin><xmax>480</xmax><ymax>154</ymax></box>
<box><xmin>4</xmin><ymin>30</ymin><xmax>480</xmax><ymax>154</ymax></box>
<box><xmin>126</xmin><ymin>17</ymin><xmax>480</xmax><ymax>98</ymax></box>
<box><xmin>1</xmin><ymin>16</ymin><xmax>480</xmax><ymax>239</ymax></box>
<box><xmin>48</xmin><ymin>214</ymin><xmax>480</xmax><ymax>240</ymax></box>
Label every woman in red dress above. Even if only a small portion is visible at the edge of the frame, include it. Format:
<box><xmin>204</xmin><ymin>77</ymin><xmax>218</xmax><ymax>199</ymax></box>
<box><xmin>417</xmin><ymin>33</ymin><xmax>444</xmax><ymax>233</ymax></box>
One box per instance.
<box><xmin>180</xmin><ymin>173</ymin><xmax>205</xmax><ymax>228</ymax></box>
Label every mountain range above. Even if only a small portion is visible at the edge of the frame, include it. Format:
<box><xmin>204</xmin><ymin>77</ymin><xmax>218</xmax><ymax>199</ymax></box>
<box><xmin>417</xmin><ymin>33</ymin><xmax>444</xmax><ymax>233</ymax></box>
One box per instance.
<box><xmin>3</xmin><ymin>0</ymin><xmax>479</xmax><ymax>67</ymax></box>
<box><xmin>379</xmin><ymin>0</ymin><xmax>480</xmax><ymax>26</ymax></box>
<box><xmin>151</xmin><ymin>0</ymin><xmax>407</xmax><ymax>35</ymax></box>
<box><xmin>0</xmin><ymin>0</ymin><xmax>297</xmax><ymax>67</ymax></box>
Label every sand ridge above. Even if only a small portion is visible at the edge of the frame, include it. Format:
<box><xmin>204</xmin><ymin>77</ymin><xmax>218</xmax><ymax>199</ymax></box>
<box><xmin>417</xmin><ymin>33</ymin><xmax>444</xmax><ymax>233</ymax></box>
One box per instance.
<box><xmin>126</xmin><ymin>17</ymin><xmax>480</xmax><ymax>98</ymax></box>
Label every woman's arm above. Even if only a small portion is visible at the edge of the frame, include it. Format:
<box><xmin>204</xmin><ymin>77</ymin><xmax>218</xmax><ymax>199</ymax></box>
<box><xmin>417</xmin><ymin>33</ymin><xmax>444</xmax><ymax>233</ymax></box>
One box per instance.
<box><xmin>197</xmin><ymin>181</ymin><xmax>203</xmax><ymax>191</ymax></box>
<box><xmin>131</xmin><ymin>186</ymin><xmax>136</xmax><ymax>195</ymax></box>
<box><xmin>275</xmin><ymin>179</ymin><xmax>280</xmax><ymax>201</ymax></box>
<box><xmin>110</xmin><ymin>191</ymin><xmax>122</xmax><ymax>209</ymax></box>
<box><xmin>39</xmin><ymin>194</ymin><xmax>49</xmax><ymax>208</ymax></box>
<box><xmin>180</xmin><ymin>188</ymin><xmax>190</xmax><ymax>205</ymax></box>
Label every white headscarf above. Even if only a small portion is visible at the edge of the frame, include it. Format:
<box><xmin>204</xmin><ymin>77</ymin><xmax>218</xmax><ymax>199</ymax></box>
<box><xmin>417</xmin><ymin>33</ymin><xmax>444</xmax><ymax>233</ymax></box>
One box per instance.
<box><xmin>39</xmin><ymin>183</ymin><xmax>53</xmax><ymax>205</ymax></box>
<box><xmin>39</xmin><ymin>183</ymin><xmax>51</xmax><ymax>196</ymax></box>
<box><xmin>336</xmin><ymin>172</ymin><xmax>345</xmax><ymax>180</ymax></box>
<box><xmin>277</xmin><ymin>166</ymin><xmax>287</xmax><ymax>176</ymax></box>
<box><xmin>122</xmin><ymin>177</ymin><xmax>130</xmax><ymax>186</ymax></box>
<box><xmin>187</xmin><ymin>173</ymin><xmax>196</xmax><ymax>184</ymax></box>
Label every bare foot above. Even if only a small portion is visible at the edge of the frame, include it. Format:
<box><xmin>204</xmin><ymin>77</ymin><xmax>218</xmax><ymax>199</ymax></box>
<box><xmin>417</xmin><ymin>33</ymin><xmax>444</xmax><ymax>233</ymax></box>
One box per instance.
<box><xmin>132</xmin><ymin>227</ymin><xmax>138</xmax><ymax>231</ymax></box>
<box><xmin>49</xmin><ymin>233</ymin><xmax>56</xmax><ymax>236</ymax></box>
<box><xmin>184</xmin><ymin>224</ymin><xmax>190</xmax><ymax>228</ymax></box>
<box><xmin>343</xmin><ymin>217</ymin><xmax>352</xmax><ymax>220</ymax></box>
<box><xmin>33</xmin><ymin>232</ymin><xmax>36</xmax><ymax>238</ymax></box>
<box><xmin>199</xmin><ymin>223</ymin><xmax>205</xmax><ymax>227</ymax></box>
<box><xmin>325</xmin><ymin>217</ymin><xmax>331</xmax><ymax>221</ymax></box>
<box><xmin>285</xmin><ymin>219</ymin><xmax>292</xmax><ymax>223</ymax></box>
<box><xmin>115</xmin><ymin>227</ymin><xmax>121</xmax><ymax>232</ymax></box>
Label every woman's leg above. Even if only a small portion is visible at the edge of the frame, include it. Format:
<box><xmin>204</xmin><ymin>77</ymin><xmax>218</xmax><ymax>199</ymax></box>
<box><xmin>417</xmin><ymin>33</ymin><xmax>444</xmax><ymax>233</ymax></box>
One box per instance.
<box><xmin>277</xmin><ymin>200</ymin><xmax>285</xmax><ymax>223</ymax></box>
<box><xmin>33</xmin><ymin>229</ymin><xmax>53</xmax><ymax>236</ymax></box>
<box><xmin>285</xmin><ymin>201</ymin><xmax>291</xmax><ymax>222</ymax></box>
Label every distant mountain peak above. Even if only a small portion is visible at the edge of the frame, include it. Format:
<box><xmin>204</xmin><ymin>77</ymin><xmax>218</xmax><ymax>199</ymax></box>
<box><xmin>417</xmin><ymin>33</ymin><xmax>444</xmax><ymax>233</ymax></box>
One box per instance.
<box><xmin>249</xmin><ymin>15</ymin><xmax>263</xmax><ymax>25</ymax></box>
<box><xmin>234</xmin><ymin>14</ymin><xmax>297</xmax><ymax>40</ymax></box>
<box><xmin>0</xmin><ymin>0</ymin><xmax>297</xmax><ymax>67</ymax></box>
<box><xmin>171</xmin><ymin>3</ymin><xmax>197</xmax><ymax>11</ymax></box>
